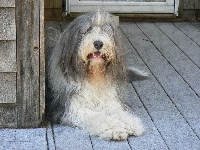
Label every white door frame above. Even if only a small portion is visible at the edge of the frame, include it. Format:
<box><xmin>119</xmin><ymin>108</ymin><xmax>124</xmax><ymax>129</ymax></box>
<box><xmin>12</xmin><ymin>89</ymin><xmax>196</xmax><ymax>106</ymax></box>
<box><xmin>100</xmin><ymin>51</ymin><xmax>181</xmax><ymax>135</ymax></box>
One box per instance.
<box><xmin>66</xmin><ymin>0</ymin><xmax>179</xmax><ymax>16</ymax></box>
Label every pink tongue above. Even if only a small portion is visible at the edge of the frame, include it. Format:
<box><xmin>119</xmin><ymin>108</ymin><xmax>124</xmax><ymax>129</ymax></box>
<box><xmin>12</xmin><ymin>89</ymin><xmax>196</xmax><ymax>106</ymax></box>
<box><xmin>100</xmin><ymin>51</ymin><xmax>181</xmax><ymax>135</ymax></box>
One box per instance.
<box><xmin>93</xmin><ymin>52</ymin><xmax>101</xmax><ymax>58</ymax></box>
<box><xmin>87</xmin><ymin>52</ymin><xmax>102</xmax><ymax>59</ymax></box>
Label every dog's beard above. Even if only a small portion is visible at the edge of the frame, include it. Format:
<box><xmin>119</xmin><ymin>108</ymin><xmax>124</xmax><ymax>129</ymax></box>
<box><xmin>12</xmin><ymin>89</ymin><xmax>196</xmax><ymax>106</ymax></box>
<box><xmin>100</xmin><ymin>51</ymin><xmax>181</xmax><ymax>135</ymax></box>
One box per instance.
<box><xmin>87</xmin><ymin>53</ymin><xmax>107</xmax><ymax>84</ymax></box>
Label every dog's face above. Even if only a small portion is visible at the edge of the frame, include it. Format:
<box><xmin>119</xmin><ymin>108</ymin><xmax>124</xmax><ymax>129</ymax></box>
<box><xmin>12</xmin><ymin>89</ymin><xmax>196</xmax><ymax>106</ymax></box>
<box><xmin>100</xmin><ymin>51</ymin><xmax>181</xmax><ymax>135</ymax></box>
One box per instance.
<box><xmin>74</xmin><ymin>10</ymin><xmax>119</xmax><ymax>67</ymax></box>
<box><xmin>79</xmin><ymin>24</ymin><xmax>116</xmax><ymax>65</ymax></box>
<box><xmin>72</xmin><ymin>10</ymin><xmax>120</xmax><ymax>82</ymax></box>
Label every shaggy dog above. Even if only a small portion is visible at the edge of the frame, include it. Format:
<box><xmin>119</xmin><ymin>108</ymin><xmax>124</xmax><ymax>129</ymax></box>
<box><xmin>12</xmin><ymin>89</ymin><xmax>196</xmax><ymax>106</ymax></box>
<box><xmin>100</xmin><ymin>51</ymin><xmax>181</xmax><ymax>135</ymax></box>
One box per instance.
<box><xmin>46</xmin><ymin>10</ymin><xmax>149</xmax><ymax>140</ymax></box>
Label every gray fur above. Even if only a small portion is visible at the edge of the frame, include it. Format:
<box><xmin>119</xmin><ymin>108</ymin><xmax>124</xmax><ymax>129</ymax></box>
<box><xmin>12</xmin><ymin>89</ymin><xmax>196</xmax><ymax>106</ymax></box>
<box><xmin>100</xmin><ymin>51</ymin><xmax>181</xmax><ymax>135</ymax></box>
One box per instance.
<box><xmin>46</xmin><ymin>10</ymin><xmax>148</xmax><ymax>124</ymax></box>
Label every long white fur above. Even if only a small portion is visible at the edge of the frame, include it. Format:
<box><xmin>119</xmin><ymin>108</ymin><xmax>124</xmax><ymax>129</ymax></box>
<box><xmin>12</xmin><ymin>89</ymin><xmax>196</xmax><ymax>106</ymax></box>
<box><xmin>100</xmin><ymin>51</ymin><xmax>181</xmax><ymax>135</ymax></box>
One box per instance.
<box><xmin>47</xmin><ymin>10</ymin><xmax>146</xmax><ymax>140</ymax></box>
<box><xmin>61</xmin><ymin>81</ymin><xmax>144</xmax><ymax>140</ymax></box>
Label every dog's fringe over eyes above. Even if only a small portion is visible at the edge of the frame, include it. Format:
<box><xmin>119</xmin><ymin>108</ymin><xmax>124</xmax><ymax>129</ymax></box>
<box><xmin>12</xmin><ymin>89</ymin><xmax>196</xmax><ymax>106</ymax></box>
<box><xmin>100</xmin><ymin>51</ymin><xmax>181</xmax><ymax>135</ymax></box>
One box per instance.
<box><xmin>46</xmin><ymin>10</ymin><xmax>149</xmax><ymax>140</ymax></box>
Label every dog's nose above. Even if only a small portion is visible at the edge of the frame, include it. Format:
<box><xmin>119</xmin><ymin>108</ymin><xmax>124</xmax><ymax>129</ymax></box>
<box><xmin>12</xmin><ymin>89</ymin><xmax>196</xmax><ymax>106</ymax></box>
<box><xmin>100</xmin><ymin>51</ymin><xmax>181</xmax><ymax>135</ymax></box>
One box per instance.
<box><xmin>94</xmin><ymin>40</ymin><xmax>103</xmax><ymax>50</ymax></box>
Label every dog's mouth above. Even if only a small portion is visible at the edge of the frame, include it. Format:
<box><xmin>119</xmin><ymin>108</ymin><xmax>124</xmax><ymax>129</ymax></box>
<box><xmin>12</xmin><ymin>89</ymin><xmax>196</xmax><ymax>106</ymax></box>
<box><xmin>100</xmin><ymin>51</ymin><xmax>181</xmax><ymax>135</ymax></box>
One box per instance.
<box><xmin>87</xmin><ymin>52</ymin><xmax>106</xmax><ymax>60</ymax></box>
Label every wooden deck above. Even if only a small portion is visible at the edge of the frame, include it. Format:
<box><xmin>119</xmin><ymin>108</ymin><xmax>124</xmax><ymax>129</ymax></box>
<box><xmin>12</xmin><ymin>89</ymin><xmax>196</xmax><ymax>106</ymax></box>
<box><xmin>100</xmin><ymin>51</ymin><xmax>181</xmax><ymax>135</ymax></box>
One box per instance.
<box><xmin>45</xmin><ymin>21</ymin><xmax>200</xmax><ymax>150</ymax></box>
<box><xmin>1</xmin><ymin>22</ymin><xmax>200</xmax><ymax>150</ymax></box>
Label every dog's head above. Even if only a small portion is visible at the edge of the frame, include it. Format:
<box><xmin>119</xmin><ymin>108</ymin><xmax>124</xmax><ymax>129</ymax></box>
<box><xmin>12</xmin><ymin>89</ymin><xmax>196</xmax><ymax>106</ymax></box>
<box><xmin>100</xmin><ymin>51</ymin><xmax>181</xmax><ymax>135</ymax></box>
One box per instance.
<box><xmin>59</xmin><ymin>10</ymin><xmax>125</xmax><ymax>83</ymax></box>
<box><xmin>79</xmin><ymin>11</ymin><xmax>117</xmax><ymax>64</ymax></box>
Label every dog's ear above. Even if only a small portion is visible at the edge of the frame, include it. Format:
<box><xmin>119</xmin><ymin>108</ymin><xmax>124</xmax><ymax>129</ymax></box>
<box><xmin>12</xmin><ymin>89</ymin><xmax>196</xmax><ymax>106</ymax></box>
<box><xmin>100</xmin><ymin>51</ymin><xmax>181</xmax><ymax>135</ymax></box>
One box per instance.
<box><xmin>127</xmin><ymin>67</ymin><xmax>150</xmax><ymax>82</ymax></box>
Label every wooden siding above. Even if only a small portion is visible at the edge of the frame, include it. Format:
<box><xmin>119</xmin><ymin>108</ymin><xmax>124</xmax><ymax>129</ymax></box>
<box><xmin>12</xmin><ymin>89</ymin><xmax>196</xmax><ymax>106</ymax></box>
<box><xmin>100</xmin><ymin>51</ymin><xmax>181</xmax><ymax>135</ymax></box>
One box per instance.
<box><xmin>0</xmin><ymin>0</ymin><xmax>15</xmax><ymax>7</ymax></box>
<box><xmin>0</xmin><ymin>106</ymin><xmax>17</xmax><ymax>128</ymax></box>
<box><xmin>0</xmin><ymin>0</ymin><xmax>17</xmax><ymax>127</ymax></box>
<box><xmin>0</xmin><ymin>73</ymin><xmax>16</xmax><ymax>103</ymax></box>
<box><xmin>0</xmin><ymin>8</ymin><xmax>16</xmax><ymax>40</ymax></box>
<box><xmin>0</xmin><ymin>41</ymin><xmax>16</xmax><ymax>72</ymax></box>
<box><xmin>0</xmin><ymin>5</ymin><xmax>16</xmax><ymax>73</ymax></box>
<box><xmin>0</xmin><ymin>0</ymin><xmax>45</xmax><ymax>128</ymax></box>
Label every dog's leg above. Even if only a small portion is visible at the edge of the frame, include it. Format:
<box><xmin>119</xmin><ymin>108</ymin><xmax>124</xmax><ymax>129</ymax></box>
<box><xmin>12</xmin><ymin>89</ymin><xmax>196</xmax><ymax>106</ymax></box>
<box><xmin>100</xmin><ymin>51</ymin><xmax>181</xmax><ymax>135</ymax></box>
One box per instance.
<box><xmin>63</xmin><ymin>100</ymin><xmax>144</xmax><ymax>140</ymax></box>
<box><xmin>83</xmin><ymin>109</ymin><xmax>144</xmax><ymax>140</ymax></box>
<box><xmin>83</xmin><ymin>111</ymin><xmax>131</xmax><ymax>140</ymax></box>
<box><xmin>117</xmin><ymin>111</ymin><xmax>145</xmax><ymax>137</ymax></box>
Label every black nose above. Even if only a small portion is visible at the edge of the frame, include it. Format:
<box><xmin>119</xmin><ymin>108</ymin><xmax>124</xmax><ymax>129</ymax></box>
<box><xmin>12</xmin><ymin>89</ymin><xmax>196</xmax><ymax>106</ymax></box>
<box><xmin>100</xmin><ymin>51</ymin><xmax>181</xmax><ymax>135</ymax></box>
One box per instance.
<box><xmin>94</xmin><ymin>40</ymin><xmax>103</xmax><ymax>50</ymax></box>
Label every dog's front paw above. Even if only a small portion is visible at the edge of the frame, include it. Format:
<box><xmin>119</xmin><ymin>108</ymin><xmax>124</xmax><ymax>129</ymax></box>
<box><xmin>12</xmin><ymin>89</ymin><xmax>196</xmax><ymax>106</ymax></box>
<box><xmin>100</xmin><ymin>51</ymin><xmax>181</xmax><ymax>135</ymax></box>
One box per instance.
<box><xmin>123</xmin><ymin>115</ymin><xmax>145</xmax><ymax>137</ymax></box>
<box><xmin>99</xmin><ymin>126</ymin><xmax>129</xmax><ymax>140</ymax></box>
<box><xmin>128</xmin><ymin>123</ymin><xmax>144</xmax><ymax>137</ymax></box>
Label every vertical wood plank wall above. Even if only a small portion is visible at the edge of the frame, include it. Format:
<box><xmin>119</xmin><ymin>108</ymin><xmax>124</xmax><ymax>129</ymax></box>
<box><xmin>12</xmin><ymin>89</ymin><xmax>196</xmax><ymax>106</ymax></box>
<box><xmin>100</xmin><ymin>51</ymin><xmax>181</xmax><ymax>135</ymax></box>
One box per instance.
<box><xmin>16</xmin><ymin>0</ymin><xmax>45</xmax><ymax>128</ymax></box>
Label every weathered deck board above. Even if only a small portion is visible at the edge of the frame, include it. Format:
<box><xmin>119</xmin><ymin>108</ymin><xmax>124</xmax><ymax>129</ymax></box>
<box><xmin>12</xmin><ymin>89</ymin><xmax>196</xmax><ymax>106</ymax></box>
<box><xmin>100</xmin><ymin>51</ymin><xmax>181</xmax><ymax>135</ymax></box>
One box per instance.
<box><xmin>91</xmin><ymin>136</ymin><xmax>131</xmax><ymax>150</ymax></box>
<box><xmin>155</xmin><ymin>23</ymin><xmax>200</xmax><ymax>68</ymax></box>
<box><xmin>126</xmin><ymin>85</ymin><xmax>168</xmax><ymax>150</ymax></box>
<box><xmin>53</xmin><ymin>125</ymin><xmax>93</xmax><ymax>150</ymax></box>
<box><xmin>134</xmin><ymin>22</ymin><xmax>200</xmax><ymax>137</ymax></box>
<box><xmin>121</xmin><ymin>22</ymin><xmax>200</xmax><ymax>150</ymax></box>
<box><xmin>122</xmin><ymin>32</ymin><xmax>169</xmax><ymax>150</ymax></box>
<box><xmin>0</xmin><ymin>128</ymin><xmax>47</xmax><ymax>150</ymax></box>
<box><xmin>191</xmin><ymin>22</ymin><xmax>200</xmax><ymax>29</ymax></box>
<box><xmin>136</xmin><ymin>22</ymin><xmax>200</xmax><ymax>97</ymax></box>
<box><xmin>173</xmin><ymin>22</ymin><xmax>200</xmax><ymax>46</ymax></box>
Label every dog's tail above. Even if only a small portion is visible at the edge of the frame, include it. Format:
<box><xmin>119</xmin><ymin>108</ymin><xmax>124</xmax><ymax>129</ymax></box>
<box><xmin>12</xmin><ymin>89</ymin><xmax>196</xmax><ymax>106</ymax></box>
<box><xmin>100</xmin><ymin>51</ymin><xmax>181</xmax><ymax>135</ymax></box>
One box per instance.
<box><xmin>127</xmin><ymin>67</ymin><xmax>150</xmax><ymax>82</ymax></box>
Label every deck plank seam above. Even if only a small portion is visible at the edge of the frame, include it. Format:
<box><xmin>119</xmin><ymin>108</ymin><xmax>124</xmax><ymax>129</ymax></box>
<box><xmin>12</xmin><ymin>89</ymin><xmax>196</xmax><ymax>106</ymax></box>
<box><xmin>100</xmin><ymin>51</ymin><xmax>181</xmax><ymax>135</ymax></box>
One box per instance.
<box><xmin>120</xmin><ymin>26</ymin><xmax>172</xmax><ymax>148</ymax></box>
<box><xmin>151</xmin><ymin>23</ymin><xmax>200</xmax><ymax>98</ymax></box>
<box><xmin>125</xmin><ymin>138</ymin><xmax>132</xmax><ymax>150</ymax></box>
<box><xmin>46</xmin><ymin>128</ymin><xmax>50</xmax><ymax>150</ymax></box>
<box><xmin>135</xmin><ymin>22</ymin><xmax>200</xmax><ymax>99</ymax></box>
<box><xmin>172</xmin><ymin>22</ymin><xmax>200</xmax><ymax>47</ymax></box>
<box><xmin>154</xmin><ymin>23</ymin><xmax>200</xmax><ymax>70</ymax></box>
<box><xmin>51</xmin><ymin>124</ymin><xmax>57</xmax><ymax>150</ymax></box>
<box><xmin>121</xmin><ymin>23</ymin><xmax>199</xmax><ymax>141</ymax></box>
<box><xmin>130</xmin><ymin>82</ymin><xmax>170</xmax><ymax>150</ymax></box>
<box><xmin>89</xmin><ymin>135</ymin><xmax>95</xmax><ymax>150</ymax></box>
<box><xmin>133</xmin><ymin>23</ymin><xmax>200</xmax><ymax>140</ymax></box>
<box><xmin>191</xmin><ymin>23</ymin><xmax>200</xmax><ymax>30</ymax></box>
